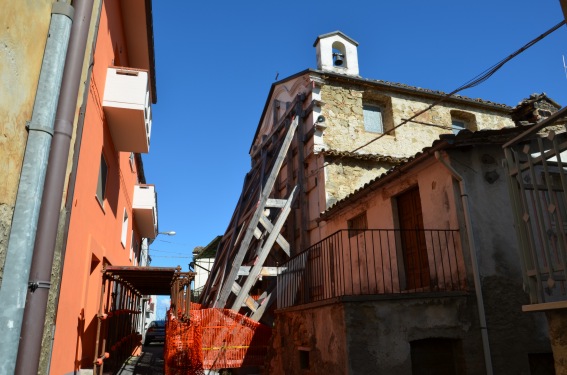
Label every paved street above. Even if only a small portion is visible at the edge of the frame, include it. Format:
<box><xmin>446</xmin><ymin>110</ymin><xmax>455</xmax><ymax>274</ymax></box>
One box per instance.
<box><xmin>115</xmin><ymin>344</ymin><xmax>164</xmax><ymax>375</ymax></box>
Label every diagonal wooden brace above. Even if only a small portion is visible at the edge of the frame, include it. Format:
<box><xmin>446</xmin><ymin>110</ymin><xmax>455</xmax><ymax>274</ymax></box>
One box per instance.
<box><xmin>230</xmin><ymin>186</ymin><xmax>298</xmax><ymax>311</ymax></box>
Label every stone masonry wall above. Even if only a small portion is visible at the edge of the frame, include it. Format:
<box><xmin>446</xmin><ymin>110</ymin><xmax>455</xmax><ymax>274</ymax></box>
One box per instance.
<box><xmin>324</xmin><ymin>158</ymin><xmax>393</xmax><ymax>208</ymax></box>
<box><xmin>266</xmin><ymin>304</ymin><xmax>348</xmax><ymax>375</ymax></box>
<box><xmin>318</xmin><ymin>81</ymin><xmax>514</xmax><ymax>213</ymax></box>
<box><xmin>343</xmin><ymin>296</ymin><xmax>485</xmax><ymax>374</ymax></box>
<box><xmin>319</xmin><ymin>84</ymin><xmax>513</xmax><ymax>159</ymax></box>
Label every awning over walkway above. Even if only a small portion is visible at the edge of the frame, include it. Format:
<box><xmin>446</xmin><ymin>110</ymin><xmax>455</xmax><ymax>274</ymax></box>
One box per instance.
<box><xmin>103</xmin><ymin>266</ymin><xmax>179</xmax><ymax>295</ymax></box>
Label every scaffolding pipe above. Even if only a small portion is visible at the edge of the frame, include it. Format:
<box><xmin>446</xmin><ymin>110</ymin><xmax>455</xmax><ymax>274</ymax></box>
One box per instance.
<box><xmin>0</xmin><ymin>3</ymin><xmax>73</xmax><ymax>374</ymax></box>
<box><xmin>435</xmin><ymin>150</ymin><xmax>493</xmax><ymax>375</ymax></box>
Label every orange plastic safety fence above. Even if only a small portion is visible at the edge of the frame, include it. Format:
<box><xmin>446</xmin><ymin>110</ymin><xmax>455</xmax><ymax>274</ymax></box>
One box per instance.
<box><xmin>164</xmin><ymin>312</ymin><xmax>204</xmax><ymax>375</ymax></box>
<box><xmin>197</xmin><ymin>308</ymin><xmax>271</xmax><ymax>369</ymax></box>
<box><xmin>164</xmin><ymin>306</ymin><xmax>272</xmax><ymax>372</ymax></box>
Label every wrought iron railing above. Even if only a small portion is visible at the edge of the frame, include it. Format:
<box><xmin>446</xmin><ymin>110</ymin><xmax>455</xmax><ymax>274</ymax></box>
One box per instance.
<box><xmin>277</xmin><ymin>229</ymin><xmax>466</xmax><ymax>309</ymax></box>
<box><xmin>504</xmin><ymin>112</ymin><xmax>567</xmax><ymax>304</ymax></box>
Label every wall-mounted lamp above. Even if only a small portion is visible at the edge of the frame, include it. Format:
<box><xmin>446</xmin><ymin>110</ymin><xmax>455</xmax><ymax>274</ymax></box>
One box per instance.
<box><xmin>315</xmin><ymin>115</ymin><xmax>327</xmax><ymax>131</ymax></box>
<box><xmin>158</xmin><ymin>231</ymin><xmax>176</xmax><ymax>236</ymax></box>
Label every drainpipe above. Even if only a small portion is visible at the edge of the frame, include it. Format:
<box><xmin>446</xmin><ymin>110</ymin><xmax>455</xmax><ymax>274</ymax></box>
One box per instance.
<box><xmin>15</xmin><ymin>0</ymin><xmax>95</xmax><ymax>373</ymax></box>
<box><xmin>0</xmin><ymin>3</ymin><xmax>73</xmax><ymax>374</ymax></box>
<box><xmin>435</xmin><ymin>151</ymin><xmax>493</xmax><ymax>375</ymax></box>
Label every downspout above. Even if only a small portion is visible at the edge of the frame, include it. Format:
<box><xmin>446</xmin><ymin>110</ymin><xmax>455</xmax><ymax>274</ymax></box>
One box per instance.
<box><xmin>0</xmin><ymin>3</ymin><xmax>73</xmax><ymax>374</ymax></box>
<box><xmin>435</xmin><ymin>150</ymin><xmax>493</xmax><ymax>375</ymax></box>
<box><xmin>42</xmin><ymin>1</ymin><xmax>104</xmax><ymax>372</ymax></box>
<box><xmin>15</xmin><ymin>0</ymin><xmax>95</xmax><ymax>373</ymax></box>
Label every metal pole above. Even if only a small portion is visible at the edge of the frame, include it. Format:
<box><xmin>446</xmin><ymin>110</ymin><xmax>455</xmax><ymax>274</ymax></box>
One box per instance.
<box><xmin>94</xmin><ymin>271</ymin><xmax>107</xmax><ymax>374</ymax></box>
<box><xmin>435</xmin><ymin>151</ymin><xmax>493</xmax><ymax>375</ymax></box>
<box><xmin>0</xmin><ymin>3</ymin><xmax>73</xmax><ymax>374</ymax></box>
<box><xmin>16</xmin><ymin>0</ymin><xmax>94</xmax><ymax>372</ymax></box>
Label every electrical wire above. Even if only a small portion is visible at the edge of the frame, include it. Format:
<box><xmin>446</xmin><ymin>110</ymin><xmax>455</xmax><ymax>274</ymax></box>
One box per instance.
<box><xmin>304</xmin><ymin>18</ymin><xmax>565</xmax><ymax>173</ymax></box>
<box><xmin>348</xmin><ymin>19</ymin><xmax>566</xmax><ymax>155</ymax></box>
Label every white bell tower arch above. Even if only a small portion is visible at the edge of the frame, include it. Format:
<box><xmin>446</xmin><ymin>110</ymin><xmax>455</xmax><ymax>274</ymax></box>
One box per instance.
<box><xmin>314</xmin><ymin>31</ymin><xmax>359</xmax><ymax>76</ymax></box>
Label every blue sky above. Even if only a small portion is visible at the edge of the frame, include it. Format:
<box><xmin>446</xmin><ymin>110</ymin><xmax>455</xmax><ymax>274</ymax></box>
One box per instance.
<box><xmin>144</xmin><ymin>0</ymin><xmax>567</xmax><ymax>275</ymax></box>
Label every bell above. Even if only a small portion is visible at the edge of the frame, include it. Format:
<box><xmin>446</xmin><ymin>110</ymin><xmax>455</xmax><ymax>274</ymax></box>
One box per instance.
<box><xmin>333</xmin><ymin>52</ymin><xmax>344</xmax><ymax>67</ymax></box>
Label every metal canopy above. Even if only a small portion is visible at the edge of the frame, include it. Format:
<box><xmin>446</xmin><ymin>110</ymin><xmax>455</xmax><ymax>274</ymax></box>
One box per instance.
<box><xmin>103</xmin><ymin>266</ymin><xmax>179</xmax><ymax>295</ymax></box>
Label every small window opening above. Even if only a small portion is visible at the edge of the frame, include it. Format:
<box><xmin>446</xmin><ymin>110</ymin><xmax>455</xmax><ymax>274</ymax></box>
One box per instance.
<box><xmin>528</xmin><ymin>352</ymin><xmax>555</xmax><ymax>374</ymax></box>
<box><xmin>363</xmin><ymin>104</ymin><xmax>384</xmax><ymax>133</ymax></box>
<box><xmin>450</xmin><ymin>110</ymin><xmax>477</xmax><ymax>134</ymax></box>
<box><xmin>451</xmin><ymin>119</ymin><xmax>466</xmax><ymax>135</ymax></box>
<box><xmin>96</xmin><ymin>153</ymin><xmax>108</xmax><ymax>205</ymax></box>
<box><xmin>411</xmin><ymin>338</ymin><xmax>461</xmax><ymax>375</ymax></box>
<box><xmin>348</xmin><ymin>212</ymin><xmax>368</xmax><ymax>238</ymax></box>
<box><xmin>121</xmin><ymin>209</ymin><xmax>129</xmax><ymax>247</ymax></box>
<box><xmin>129</xmin><ymin>152</ymin><xmax>135</xmax><ymax>172</ymax></box>
<box><xmin>299</xmin><ymin>349</ymin><xmax>310</xmax><ymax>370</ymax></box>
<box><xmin>90</xmin><ymin>254</ymin><xmax>101</xmax><ymax>275</ymax></box>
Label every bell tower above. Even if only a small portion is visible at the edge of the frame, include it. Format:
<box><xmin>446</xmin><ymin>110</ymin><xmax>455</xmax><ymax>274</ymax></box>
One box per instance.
<box><xmin>314</xmin><ymin>31</ymin><xmax>359</xmax><ymax>76</ymax></box>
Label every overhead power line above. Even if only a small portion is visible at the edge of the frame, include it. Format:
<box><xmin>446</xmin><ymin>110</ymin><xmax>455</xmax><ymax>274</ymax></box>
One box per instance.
<box><xmin>349</xmin><ymin>19</ymin><xmax>566</xmax><ymax>154</ymax></box>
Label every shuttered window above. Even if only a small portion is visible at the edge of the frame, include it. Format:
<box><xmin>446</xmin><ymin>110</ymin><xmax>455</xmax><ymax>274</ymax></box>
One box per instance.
<box><xmin>348</xmin><ymin>212</ymin><xmax>368</xmax><ymax>238</ymax></box>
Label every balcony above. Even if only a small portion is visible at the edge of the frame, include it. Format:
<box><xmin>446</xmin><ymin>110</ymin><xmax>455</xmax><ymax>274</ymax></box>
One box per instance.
<box><xmin>103</xmin><ymin>67</ymin><xmax>152</xmax><ymax>153</ymax></box>
<box><xmin>277</xmin><ymin>229</ymin><xmax>467</xmax><ymax>309</ymax></box>
<box><xmin>133</xmin><ymin>184</ymin><xmax>157</xmax><ymax>238</ymax></box>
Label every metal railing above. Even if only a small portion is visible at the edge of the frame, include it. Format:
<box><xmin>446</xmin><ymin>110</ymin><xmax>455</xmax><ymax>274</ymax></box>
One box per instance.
<box><xmin>277</xmin><ymin>229</ymin><xmax>466</xmax><ymax>309</ymax></box>
<box><xmin>504</xmin><ymin>113</ymin><xmax>567</xmax><ymax>304</ymax></box>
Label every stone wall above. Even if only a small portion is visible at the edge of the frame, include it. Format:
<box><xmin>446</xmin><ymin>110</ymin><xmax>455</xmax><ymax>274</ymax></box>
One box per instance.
<box><xmin>317</xmin><ymin>81</ymin><xmax>514</xmax><ymax>214</ymax></box>
<box><xmin>547</xmin><ymin>309</ymin><xmax>567</xmax><ymax>375</ymax></box>
<box><xmin>482</xmin><ymin>275</ymin><xmax>552</xmax><ymax>374</ymax></box>
<box><xmin>343</xmin><ymin>296</ymin><xmax>483</xmax><ymax>374</ymax></box>
<box><xmin>269</xmin><ymin>296</ymin><xmax>486</xmax><ymax>375</ymax></box>
<box><xmin>270</xmin><ymin>294</ymin><xmax>548</xmax><ymax>374</ymax></box>
<box><xmin>324</xmin><ymin>158</ymin><xmax>393</xmax><ymax>208</ymax></box>
<box><xmin>266</xmin><ymin>304</ymin><xmax>348</xmax><ymax>375</ymax></box>
<box><xmin>319</xmin><ymin>83</ymin><xmax>514</xmax><ymax>159</ymax></box>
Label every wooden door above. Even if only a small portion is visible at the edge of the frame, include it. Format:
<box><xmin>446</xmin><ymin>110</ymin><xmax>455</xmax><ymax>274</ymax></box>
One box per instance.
<box><xmin>397</xmin><ymin>186</ymin><xmax>430</xmax><ymax>289</ymax></box>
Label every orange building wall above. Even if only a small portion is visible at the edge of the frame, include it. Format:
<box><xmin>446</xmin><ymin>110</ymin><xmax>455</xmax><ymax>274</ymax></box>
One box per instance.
<box><xmin>50</xmin><ymin>1</ymin><xmax>144</xmax><ymax>373</ymax></box>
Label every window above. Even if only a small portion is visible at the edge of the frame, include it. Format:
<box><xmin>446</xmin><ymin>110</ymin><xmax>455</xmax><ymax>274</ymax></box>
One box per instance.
<box><xmin>450</xmin><ymin>110</ymin><xmax>476</xmax><ymax>134</ymax></box>
<box><xmin>129</xmin><ymin>152</ymin><xmax>135</xmax><ymax>172</ymax></box>
<box><xmin>121</xmin><ymin>209</ymin><xmax>129</xmax><ymax>247</ymax></box>
<box><xmin>363</xmin><ymin>104</ymin><xmax>384</xmax><ymax>133</ymax></box>
<box><xmin>130</xmin><ymin>232</ymin><xmax>140</xmax><ymax>265</ymax></box>
<box><xmin>451</xmin><ymin>119</ymin><xmax>466</xmax><ymax>135</ymax></box>
<box><xmin>411</xmin><ymin>338</ymin><xmax>462</xmax><ymax>374</ymax></box>
<box><xmin>347</xmin><ymin>212</ymin><xmax>368</xmax><ymax>238</ymax></box>
<box><xmin>96</xmin><ymin>154</ymin><xmax>108</xmax><ymax>205</ymax></box>
<box><xmin>298</xmin><ymin>348</ymin><xmax>310</xmax><ymax>370</ymax></box>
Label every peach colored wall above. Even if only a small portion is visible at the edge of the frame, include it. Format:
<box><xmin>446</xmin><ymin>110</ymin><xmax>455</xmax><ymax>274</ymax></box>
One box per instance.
<box><xmin>50</xmin><ymin>1</ymin><xmax>143</xmax><ymax>373</ymax></box>
<box><xmin>321</xmin><ymin>159</ymin><xmax>461</xmax><ymax>234</ymax></box>
<box><xmin>317</xmin><ymin>158</ymin><xmax>467</xmax><ymax>295</ymax></box>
